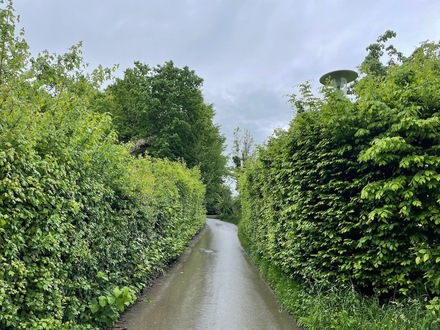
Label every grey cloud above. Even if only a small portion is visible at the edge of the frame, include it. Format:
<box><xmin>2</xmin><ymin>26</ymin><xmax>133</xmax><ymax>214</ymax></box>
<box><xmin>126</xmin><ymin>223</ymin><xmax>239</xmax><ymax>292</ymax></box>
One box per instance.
<box><xmin>13</xmin><ymin>0</ymin><xmax>440</xmax><ymax>151</ymax></box>
<box><xmin>208</xmin><ymin>83</ymin><xmax>293</xmax><ymax>150</ymax></box>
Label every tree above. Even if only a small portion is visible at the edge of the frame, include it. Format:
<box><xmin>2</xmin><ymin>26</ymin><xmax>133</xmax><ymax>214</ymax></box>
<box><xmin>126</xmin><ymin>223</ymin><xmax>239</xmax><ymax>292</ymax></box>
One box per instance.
<box><xmin>232</xmin><ymin>127</ymin><xmax>255</xmax><ymax>169</ymax></box>
<box><xmin>0</xmin><ymin>2</ymin><xmax>207</xmax><ymax>328</ymax></box>
<box><xmin>238</xmin><ymin>32</ymin><xmax>440</xmax><ymax>297</ymax></box>
<box><xmin>355</xmin><ymin>34</ymin><xmax>440</xmax><ymax>295</ymax></box>
<box><xmin>92</xmin><ymin>61</ymin><xmax>228</xmax><ymax>211</ymax></box>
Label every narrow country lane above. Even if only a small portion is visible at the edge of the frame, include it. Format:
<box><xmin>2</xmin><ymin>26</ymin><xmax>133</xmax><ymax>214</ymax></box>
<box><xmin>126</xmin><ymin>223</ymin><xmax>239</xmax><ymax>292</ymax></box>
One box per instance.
<box><xmin>115</xmin><ymin>219</ymin><xmax>300</xmax><ymax>330</ymax></box>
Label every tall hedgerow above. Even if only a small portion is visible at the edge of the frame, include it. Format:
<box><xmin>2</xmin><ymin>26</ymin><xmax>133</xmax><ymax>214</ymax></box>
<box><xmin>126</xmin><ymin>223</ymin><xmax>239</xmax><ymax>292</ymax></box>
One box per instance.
<box><xmin>0</xmin><ymin>2</ymin><xmax>205</xmax><ymax>329</ymax></box>
<box><xmin>238</xmin><ymin>31</ymin><xmax>440</xmax><ymax>297</ymax></box>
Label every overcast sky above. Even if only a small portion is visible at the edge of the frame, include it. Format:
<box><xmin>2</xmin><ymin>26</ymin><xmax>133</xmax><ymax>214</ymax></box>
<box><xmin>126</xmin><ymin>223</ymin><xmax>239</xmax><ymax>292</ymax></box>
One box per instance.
<box><xmin>13</xmin><ymin>0</ymin><xmax>440</xmax><ymax>153</ymax></box>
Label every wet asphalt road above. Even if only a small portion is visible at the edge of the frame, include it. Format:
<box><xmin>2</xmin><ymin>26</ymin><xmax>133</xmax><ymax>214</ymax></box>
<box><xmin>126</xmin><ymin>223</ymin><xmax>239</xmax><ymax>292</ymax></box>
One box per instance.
<box><xmin>117</xmin><ymin>219</ymin><xmax>300</xmax><ymax>330</ymax></box>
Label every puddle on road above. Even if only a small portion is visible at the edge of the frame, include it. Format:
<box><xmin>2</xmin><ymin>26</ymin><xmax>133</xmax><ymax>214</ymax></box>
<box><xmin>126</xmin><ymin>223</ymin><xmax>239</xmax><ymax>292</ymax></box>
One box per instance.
<box><xmin>115</xmin><ymin>219</ymin><xmax>300</xmax><ymax>330</ymax></box>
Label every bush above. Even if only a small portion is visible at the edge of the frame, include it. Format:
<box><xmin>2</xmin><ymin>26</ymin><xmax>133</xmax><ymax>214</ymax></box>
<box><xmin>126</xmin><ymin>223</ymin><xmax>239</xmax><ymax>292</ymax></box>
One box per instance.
<box><xmin>0</xmin><ymin>3</ymin><xmax>206</xmax><ymax>328</ymax></box>
<box><xmin>238</xmin><ymin>32</ymin><xmax>440</xmax><ymax>297</ymax></box>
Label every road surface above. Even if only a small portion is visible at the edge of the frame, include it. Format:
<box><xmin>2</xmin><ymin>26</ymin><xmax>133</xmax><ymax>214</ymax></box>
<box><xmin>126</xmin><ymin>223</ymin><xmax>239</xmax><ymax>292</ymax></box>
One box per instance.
<box><xmin>115</xmin><ymin>219</ymin><xmax>300</xmax><ymax>330</ymax></box>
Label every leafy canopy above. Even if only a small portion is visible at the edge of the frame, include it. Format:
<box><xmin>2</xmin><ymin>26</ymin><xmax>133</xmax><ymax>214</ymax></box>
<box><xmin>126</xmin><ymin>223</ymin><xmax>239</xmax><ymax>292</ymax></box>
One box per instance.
<box><xmin>238</xmin><ymin>31</ymin><xmax>440</xmax><ymax>297</ymax></box>
<box><xmin>0</xmin><ymin>2</ymin><xmax>206</xmax><ymax>328</ymax></box>
<box><xmin>93</xmin><ymin>60</ymin><xmax>228</xmax><ymax>213</ymax></box>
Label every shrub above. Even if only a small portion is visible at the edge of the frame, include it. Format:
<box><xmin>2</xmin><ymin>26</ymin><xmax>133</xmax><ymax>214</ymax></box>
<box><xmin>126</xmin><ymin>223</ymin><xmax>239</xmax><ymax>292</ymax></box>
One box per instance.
<box><xmin>238</xmin><ymin>33</ymin><xmax>440</xmax><ymax>297</ymax></box>
<box><xmin>0</xmin><ymin>3</ymin><xmax>206</xmax><ymax>328</ymax></box>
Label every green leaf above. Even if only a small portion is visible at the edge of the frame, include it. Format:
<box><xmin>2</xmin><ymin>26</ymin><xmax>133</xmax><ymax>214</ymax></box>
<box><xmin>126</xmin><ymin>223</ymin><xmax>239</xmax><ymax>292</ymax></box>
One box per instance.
<box><xmin>113</xmin><ymin>286</ymin><xmax>121</xmax><ymax>298</ymax></box>
<box><xmin>98</xmin><ymin>296</ymin><xmax>107</xmax><ymax>307</ymax></box>
<box><xmin>90</xmin><ymin>302</ymin><xmax>100</xmax><ymax>313</ymax></box>
<box><xmin>121</xmin><ymin>286</ymin><xmax>129</xmax><ymax>297</ymax></box>
<box><xmin>116</xmin><ymin>301</ymin><xmax>126</xmax><ymax>312</ymax></box>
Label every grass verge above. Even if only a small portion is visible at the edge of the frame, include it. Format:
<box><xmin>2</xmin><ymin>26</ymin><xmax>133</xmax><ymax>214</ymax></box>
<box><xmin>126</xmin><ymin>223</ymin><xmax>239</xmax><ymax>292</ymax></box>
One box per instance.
<box><xmin>219</xmin><ymin>213</ymin><xmax>241</xmax><ymax>226</ymax></box>
<box><xmin>239</xmin><ymin>235</ymin><xmax>440</xmax><ymax>329</ymax></box>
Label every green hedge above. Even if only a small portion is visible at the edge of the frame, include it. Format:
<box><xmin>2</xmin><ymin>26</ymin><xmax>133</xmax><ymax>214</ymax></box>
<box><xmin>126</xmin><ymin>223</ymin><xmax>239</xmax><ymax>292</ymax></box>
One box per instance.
<box><xmin>238</xmin><ymin>34</ymin><xmax>440</xmax><ymax>297</ymax></box>
<box><xmin>0</xmin><ymin>4</ymin><xmax>205</xmax><ymax>328</ymax></box>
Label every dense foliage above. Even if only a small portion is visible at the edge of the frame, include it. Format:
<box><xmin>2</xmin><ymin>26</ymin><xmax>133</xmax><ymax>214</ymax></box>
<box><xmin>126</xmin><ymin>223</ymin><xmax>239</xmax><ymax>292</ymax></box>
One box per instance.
<box><xmin>238</xmin><ymin>32</ymin><xmax>440</xmax><ymax>298</ymax></box>
<box><xmin>244</xmin><ymin>251</ymin><xmax>439</xmax><ymax>330</ymax></box>
<box><xmin>0</xmin><ymin>2</ymin><xmax>205</xmax><ymax>329</ymax></box>
<box><xmin>91</xmin><ymin>61</ymin><xmax>228</xmax><ymax>214</ymax></box>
